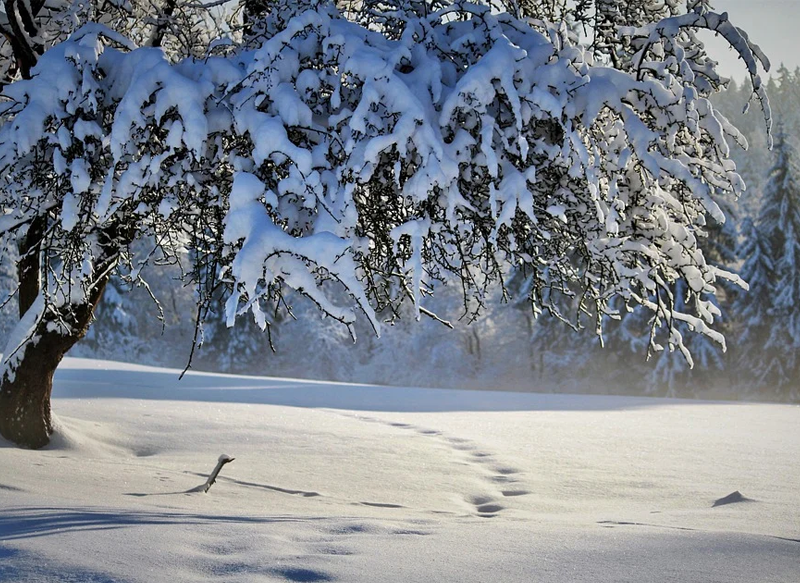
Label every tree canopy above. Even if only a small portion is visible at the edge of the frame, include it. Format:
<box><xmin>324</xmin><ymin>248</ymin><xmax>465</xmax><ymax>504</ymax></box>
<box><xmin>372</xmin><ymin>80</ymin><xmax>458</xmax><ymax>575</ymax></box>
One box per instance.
<box><xmin>0</xmin><ymin>0</ymin><xmax>772</xmax><ymax>446</ymax></box>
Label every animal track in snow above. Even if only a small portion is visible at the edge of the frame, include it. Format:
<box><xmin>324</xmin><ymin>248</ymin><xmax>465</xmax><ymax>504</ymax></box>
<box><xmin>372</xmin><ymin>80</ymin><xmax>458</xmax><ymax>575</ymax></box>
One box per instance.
<box><xmin>417</xmin><ymin>429</ymin><xmax>441</xmax><ymax>435</ymax></box>
<box><xmin>476</xmin><ymin>503</ymin><xmax>505</xmax><ymax>514</ymax></box>
<box><xmin>465</xmin><ymin>494</ymin><xmax>507</xmax><ymax>517</ymax></box>
<box><xmin>269</xmin><ymin>566</ymin><xmax>334</xmax><ymax>582</ymax></box>
<box><xmin>338</xmin><ymin>412</ymin><xmax>531</xmax><ymax>516</ymax></box>
<box><xmin>488</xmin><ymin>475</ymin><xmax>517</xmax><ymax>484</ymax></box>
<box><xmin>501</xmin><ymin>489</ymin><xmax>530</xmax><ymax>497</ymax></box>
<box><xmin>308</xmin><ymin>544</ymin><xmax>355</xmax><ymax>557</ymax></box>
<box><xmin>492</xmin><ymin>466</ymin><xmax>522</xmax><ymax>475</ymax></box>
<box><xmin>450</xmin><ymin>442</ymin><xmax>477</xmax><ymax>451</ymax></box>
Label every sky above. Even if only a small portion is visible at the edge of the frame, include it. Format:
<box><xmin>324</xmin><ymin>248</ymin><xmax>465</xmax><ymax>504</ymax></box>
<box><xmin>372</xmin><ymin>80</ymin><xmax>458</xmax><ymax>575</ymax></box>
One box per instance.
<box><xmin>702</xmin><ymin>0</ymin><xmax>800</xmax><ymax>80</ymax></box>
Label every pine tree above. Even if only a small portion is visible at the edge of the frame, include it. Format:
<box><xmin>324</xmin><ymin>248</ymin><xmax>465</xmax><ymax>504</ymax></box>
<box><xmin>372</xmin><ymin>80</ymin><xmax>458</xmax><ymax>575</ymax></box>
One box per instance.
<box><xmin>734</xmin><ymin>132</ymin><xmax>800</xmax><ymax>400</ymax></box>
<box><xmin>771</xmin><ymin>65</ymin><xmax>800</xmax><ymax>135</ymax></box>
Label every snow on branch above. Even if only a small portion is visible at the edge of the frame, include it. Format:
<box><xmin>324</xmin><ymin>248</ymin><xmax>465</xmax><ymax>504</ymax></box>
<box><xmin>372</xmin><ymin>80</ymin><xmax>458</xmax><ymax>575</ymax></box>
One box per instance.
<box><xmin>619</xmin><ymin>10</ymin><xmax>772</xmax><ymax>147</ymax></box>
<box><xmin>0</xmin><ymin>0</ymin><xmax>772</xmax><ymax>365</ymax></box>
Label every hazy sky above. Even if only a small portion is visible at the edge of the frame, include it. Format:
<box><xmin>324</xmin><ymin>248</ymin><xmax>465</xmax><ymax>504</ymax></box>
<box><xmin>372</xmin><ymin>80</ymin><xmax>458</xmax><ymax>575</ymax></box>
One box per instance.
<box><xmin>703</xmin><ymin>0</ymin><xmax>800</xmax><ymax>79</ymax></box>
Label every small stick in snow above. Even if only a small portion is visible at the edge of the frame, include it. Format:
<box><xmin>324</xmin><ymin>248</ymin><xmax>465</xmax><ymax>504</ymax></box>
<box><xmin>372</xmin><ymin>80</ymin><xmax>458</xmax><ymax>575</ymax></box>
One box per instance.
<box><xmin>203</xmin><ymin>454</ymin><xmax>235</xmax><ymax>493</ymax></box>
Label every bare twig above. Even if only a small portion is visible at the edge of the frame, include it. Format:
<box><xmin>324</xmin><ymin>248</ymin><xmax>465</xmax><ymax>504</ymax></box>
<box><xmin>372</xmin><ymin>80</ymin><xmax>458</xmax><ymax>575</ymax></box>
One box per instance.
<box><xmin>202</xmin><ymin>454</ymin><xmax>235</xmax><ymax>493</ymax></box>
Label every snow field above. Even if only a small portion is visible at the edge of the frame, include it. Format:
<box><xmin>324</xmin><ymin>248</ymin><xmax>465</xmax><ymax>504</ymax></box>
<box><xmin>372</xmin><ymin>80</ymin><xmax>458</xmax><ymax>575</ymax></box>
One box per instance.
<box><xmin>1</xmin><ymin>358</ymin><xmax>798</xmax><ymax>582</ymax></box>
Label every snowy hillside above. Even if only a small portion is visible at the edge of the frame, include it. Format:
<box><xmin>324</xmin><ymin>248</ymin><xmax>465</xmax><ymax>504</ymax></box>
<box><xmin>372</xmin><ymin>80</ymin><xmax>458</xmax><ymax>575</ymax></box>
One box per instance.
<box><xmin>1</xmin><ymin>358</ymin><xmax>798</xmax><ymax>582</ymax></box>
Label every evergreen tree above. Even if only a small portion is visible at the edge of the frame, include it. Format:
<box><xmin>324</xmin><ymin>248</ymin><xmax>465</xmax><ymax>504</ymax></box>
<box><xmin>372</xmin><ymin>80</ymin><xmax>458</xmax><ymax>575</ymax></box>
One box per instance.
<box><xmin>771</xmin><ymin>65</ymin><xmax>800</xmax><ymax>135</ymax></box>
<box><xmin>734</xmin><ymin>132</ymin><xmax>800</xmax><ymax>400</ymax></box>
<box><xmin>78</xmin><ymin>277</ymin><xmax>144</xmax><ymax>361</ymax></box>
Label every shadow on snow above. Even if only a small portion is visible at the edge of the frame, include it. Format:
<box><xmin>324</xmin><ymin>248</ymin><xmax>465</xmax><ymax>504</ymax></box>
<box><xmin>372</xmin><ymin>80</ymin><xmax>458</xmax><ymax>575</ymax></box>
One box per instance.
<box><xmin>0</xmin><ymin>506</ymin><xmax>323</xmax><ymax>541</ymax></box>
<box><xmin>47</xmin><ymin>362</ymin><xmax>705</xmax><ymax>413</ymax></box>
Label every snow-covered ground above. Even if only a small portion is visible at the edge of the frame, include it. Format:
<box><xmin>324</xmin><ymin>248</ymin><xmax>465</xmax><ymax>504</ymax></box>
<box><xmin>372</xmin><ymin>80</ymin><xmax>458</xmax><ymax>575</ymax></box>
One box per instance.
<box><xmin>1</xmin><ymin>358</ymin><xmax>798</xmax><ymax>582</ymax></box>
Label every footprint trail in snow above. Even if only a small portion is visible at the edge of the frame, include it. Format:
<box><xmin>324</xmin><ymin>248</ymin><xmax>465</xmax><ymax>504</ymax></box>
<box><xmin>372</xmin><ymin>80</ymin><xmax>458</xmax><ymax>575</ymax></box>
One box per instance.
<box><xmin>338</xmin><ymin>413</ymin><xmax>532</xmax><ymax>518</ymax></box>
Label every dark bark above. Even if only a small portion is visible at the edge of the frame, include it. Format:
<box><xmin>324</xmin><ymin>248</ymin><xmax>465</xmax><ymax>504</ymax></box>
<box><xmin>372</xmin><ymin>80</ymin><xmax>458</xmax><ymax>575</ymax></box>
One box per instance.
<box><xmin>149</xmin><ymin>0</ymin><xmax>179</xmax><ymax>48</ymax></box>
<box><xmin>17</xmin><ymin>215</ymin><xmax>45</xmax><ymax>318</ymax></box>
<box><xmin>2</xmin><ymin>0</ymin><xmax>44</xmax><ymax>80</ymax></box>
<box><xmin>0</xmin><ymin>1</ymin><xmax>119</xmax><ymax>448</ymax></box>
<box><xmin>0</xmin><ymin>273</ymin><xmax>109</xmax><ymax>449</ymax></box>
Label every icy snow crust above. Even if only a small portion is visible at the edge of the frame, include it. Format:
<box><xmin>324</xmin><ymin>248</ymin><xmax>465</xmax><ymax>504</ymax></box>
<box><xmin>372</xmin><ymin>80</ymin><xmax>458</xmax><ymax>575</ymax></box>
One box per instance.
<box><xmin>0</xmin><ymin>358</ymin><xmax>798</xmax><ymax>582</ymax></box>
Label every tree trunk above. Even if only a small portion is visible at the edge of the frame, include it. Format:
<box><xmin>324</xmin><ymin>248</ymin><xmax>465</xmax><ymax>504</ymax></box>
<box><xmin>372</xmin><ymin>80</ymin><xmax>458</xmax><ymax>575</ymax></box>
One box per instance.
<box><xmin>1</xmin><ymin>330</ymin><xmax>63</xmax><ymax>448</ymax></box>
<box><xmin>0</xmin><ymin>277</ymin><xmax>109</xmax><ymax>449</ymax></box>
<box><xmin>1</xmin><ymin>0</ymin><xmax>46</xmax><ymax>80</ymax></box>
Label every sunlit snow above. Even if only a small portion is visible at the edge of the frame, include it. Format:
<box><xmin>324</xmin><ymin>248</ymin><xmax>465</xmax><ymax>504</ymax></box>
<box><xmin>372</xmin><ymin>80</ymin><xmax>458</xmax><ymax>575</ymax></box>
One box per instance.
<box><xmin>1</xmin><ymin>358</ymin><xmax>798</xmax><ymax>582</ymax></box>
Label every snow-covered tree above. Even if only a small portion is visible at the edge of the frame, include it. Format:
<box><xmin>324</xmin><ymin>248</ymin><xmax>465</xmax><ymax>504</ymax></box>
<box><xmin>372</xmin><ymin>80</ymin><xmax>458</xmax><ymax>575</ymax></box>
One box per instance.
<box><xmin>645</xmin><ymin>279</ymin><xmax>730</xmax><ymax>397</ymax></box>
<box><xmin>0</xmin><ymin>1</ymin><xmax>221</xmax><ymax>83</ymax></box>
<box><xmin>0</xmin><ymin>0</ymin><xmax>772</xmax><ymax>447</ymax></box>
<box><xmin>769</xmin><ymin>66</ymin><xmax>800</xmax><ymax>136</ymax></box>
<box><xmin>732</xmin><ymin>216</ymin><xmax>771</xmax><ymax>364</ymax></box>
<box><xmin>733</xmin><ymin>132</ymin><xmax>800</xmax><ymax>400</ymax></box>
<box><xmin>606</xmin><ymin>197</ymin><xmax>740</xmax><ymax>398</ymax></box>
